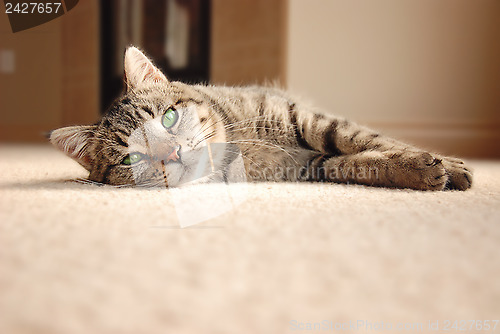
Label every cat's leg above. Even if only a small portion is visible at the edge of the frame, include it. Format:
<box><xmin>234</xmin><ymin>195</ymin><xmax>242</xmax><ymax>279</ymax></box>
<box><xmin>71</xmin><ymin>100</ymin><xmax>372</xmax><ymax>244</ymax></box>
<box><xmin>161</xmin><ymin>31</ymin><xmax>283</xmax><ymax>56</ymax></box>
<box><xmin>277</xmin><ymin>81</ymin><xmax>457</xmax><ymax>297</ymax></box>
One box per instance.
<box><xmin>300</xmin><ymin>150</ymin><xmax>450</xmax><ymax>190</ymax></box>
<box><xmin>289</xmin><ymin>110</ymin><xmax>472</xmax><ymax>190</ymax></box>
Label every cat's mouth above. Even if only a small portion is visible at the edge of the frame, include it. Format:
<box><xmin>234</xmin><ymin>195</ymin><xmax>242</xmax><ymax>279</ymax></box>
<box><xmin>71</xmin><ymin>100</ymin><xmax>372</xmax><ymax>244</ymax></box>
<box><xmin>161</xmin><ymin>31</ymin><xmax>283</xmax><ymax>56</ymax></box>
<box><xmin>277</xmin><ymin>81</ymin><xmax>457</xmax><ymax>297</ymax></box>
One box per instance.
<box><xmin>174</xmin><ymin>143</ymin><xmax>241</xmax><ymax>185</ymax></box>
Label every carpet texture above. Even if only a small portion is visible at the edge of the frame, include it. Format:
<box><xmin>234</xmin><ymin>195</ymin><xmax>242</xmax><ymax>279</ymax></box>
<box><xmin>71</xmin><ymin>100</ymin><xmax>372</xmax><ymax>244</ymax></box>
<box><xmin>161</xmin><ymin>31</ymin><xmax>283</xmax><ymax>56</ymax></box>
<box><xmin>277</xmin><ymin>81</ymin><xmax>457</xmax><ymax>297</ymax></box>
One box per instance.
<box><xmin>1</xmin><ymin>144</ymin><xmax>499</xmax><ymax>334</ymax></box>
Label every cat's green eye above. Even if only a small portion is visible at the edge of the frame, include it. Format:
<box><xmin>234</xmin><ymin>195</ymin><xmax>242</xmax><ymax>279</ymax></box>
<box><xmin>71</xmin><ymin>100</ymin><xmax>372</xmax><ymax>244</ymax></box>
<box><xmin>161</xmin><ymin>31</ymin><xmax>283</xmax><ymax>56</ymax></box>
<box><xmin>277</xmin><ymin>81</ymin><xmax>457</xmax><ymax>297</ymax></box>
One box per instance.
<box><xmin>122</xmin><ymin>152</ymin><xmax>144</xmax><ymax>165</ymax></box>
<box><xmin>161</xmin><ymin>107</ymin><xmax>178</xmax><ymax>129</ymax></box>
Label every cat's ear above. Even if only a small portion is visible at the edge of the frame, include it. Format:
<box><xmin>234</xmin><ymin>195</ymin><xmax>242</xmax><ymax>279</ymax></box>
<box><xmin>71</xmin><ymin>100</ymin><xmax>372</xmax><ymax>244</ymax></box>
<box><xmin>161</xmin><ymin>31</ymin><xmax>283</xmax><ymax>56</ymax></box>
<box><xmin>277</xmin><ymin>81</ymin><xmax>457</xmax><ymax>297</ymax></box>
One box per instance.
<box><xmin>49</xmin><ymin>125</ymin><xmax>97</xmax><ymax>171</ymax></box>
<box><xmin>124</xmin><ymin>46</ymin><xmax>168</xmax><ymax>90</ymax></box>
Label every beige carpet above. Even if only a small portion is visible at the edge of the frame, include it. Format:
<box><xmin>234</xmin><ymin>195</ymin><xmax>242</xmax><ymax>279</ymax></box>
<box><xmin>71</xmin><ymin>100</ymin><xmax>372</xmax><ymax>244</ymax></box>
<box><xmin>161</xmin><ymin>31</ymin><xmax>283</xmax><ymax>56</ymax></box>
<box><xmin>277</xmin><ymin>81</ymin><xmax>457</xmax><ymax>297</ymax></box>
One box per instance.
<box><xmin>1</xmin><ymin>144</ymin><xmax>499</xmax><ymax>334</ymax></box>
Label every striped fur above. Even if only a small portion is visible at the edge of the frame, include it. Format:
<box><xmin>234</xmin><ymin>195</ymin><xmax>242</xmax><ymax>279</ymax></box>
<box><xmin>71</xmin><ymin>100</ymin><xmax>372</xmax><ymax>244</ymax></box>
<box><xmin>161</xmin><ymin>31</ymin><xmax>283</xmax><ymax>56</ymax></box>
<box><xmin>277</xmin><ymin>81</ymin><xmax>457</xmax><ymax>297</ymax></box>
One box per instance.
<box><xmin>50</xmin><ymin>47</ymin><xmax>472</xmax><ymax>190</ymax></box>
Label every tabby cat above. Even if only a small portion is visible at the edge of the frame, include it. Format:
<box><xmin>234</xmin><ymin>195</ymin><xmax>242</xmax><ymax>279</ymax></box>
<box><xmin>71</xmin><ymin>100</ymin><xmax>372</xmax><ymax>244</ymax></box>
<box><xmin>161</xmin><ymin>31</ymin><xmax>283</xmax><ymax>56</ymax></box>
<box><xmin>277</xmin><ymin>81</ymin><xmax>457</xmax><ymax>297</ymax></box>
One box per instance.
<box><xmin>50</xmin><ymin>47</ymin><xmax>472</xmax><ymax>191</ymax></box>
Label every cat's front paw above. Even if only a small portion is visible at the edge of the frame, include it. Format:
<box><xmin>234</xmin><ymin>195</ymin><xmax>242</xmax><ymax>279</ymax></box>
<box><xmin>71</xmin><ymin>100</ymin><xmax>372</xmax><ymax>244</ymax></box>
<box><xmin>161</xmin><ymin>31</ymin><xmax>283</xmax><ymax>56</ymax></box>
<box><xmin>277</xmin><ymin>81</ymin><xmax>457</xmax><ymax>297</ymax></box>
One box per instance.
<box><xmin>409</xmin><ymin>152</ymin><xmax>448</xmax><ymax>191</ymax></box>
<box><xmin>387</xmin><ymin>151</ymin><xmax>447</xmax><ymax>190</ymax></box>
<box><xmin>441</xmin><ymin>156</ymin><xmax>473</xmax><ymax>190</ymax></box>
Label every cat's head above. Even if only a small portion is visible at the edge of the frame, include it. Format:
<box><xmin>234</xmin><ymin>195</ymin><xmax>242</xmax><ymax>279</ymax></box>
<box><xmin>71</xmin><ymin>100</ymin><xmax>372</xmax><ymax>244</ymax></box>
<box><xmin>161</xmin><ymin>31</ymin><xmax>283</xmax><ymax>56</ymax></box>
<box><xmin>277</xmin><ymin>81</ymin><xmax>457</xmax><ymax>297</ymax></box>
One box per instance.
<box><xmin>50</xmin><ymin>47</ymin><xmax>226</xmax><ymax>187</ymax></box>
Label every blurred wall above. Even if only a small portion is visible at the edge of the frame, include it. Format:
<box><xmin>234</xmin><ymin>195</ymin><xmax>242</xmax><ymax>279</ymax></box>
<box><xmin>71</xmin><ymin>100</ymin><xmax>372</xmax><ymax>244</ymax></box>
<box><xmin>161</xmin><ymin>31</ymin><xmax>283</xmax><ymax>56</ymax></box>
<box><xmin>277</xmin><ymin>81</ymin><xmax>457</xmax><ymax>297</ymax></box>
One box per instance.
<box><xmin>0</xmin><ymin>7</ymin><xmax>63</xmax><ymax>141</ymax></box>
<box><xmin>61</xmin><ymin>1</ymin><xmax>100</xmax><ymax>127</ymax></box>
<box><xmin>211</xmin><ymin>0</ymin><xmax>286</xmax><ymax>85</ymax></box>
<box><xmin>0</xmin><ymin>1</ymin><xmax>99</xmax><ymax>142</ymax></box>
<box><xmin>287</xmin><ymin>0</ymin><xmax>500</xmax><ymax>158</ymax></box>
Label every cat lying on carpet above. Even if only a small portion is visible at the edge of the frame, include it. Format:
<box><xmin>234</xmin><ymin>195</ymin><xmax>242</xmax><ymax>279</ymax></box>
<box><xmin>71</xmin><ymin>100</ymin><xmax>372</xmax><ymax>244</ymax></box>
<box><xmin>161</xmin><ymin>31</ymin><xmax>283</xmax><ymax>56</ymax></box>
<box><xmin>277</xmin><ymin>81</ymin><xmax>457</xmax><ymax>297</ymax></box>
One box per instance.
<box><xmin>50</xmin><ymin>47</ymin><xmax>472</xmax><ymax>191</ymax></box>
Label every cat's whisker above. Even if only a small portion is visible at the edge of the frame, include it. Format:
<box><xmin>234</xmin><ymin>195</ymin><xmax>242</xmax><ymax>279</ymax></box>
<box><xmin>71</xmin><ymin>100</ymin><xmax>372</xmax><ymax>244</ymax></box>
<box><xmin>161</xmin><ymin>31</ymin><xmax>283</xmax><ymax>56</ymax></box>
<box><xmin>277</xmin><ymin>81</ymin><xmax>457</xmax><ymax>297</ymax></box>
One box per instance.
<box><xmin>218</xmin><ymin>117</ymin><xmax>285</xmax><ymax>134</ymax></box>
<box><xmin>192</xmin><ymin>125</ymin><xmax>217</xmax><ymax>142</ymax></box>
<box><xmin>192</xmin><ymin>131</ymin><xmax>217</xmax><ymax>149</ymax></box>
<box><xmin>72</xmin><ymin>178</ymin><xmax>102</xmax><ymax>185</ymax></box>
<box><xmin>222</xmin><ymin>147</ymin><xmax>258</xmax><ymax>165</ymax></box>
<box><xmin>224</xmin><ymin>126</ymin><xmax>276</xmax><ymax>134</ymax></box>
<box><xmin>199</xmin><ymin>114</ymin><xmax>266</xmax><ymax>132</ymax></box>
<box><xmin>190</xmin><ymin>109</ymin><xmax>232</xmax><ymax>142</ymax></box>
<box><xmin>192</xmin><ymin>111</ymin><xmax>219</xmax><ymax>137</ymax></box>
<box><xmin>225</xmin><ymin>139</ymin><xmax>299</xmax><ymax>164</ymax></box>
<box><xmin>72</xmin><ymin>178</ymin><xmax>131</xmax><ymax>188</ymax></box>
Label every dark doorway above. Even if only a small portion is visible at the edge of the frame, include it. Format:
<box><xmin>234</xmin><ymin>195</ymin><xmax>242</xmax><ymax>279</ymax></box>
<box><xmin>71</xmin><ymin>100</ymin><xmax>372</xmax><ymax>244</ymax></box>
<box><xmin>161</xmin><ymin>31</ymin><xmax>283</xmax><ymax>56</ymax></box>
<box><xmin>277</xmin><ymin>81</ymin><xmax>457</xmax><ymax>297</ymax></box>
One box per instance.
<box><xmin>100</xmin><ymin>0</ymin><xmax>210</xmax><ymax>113</ymax></box>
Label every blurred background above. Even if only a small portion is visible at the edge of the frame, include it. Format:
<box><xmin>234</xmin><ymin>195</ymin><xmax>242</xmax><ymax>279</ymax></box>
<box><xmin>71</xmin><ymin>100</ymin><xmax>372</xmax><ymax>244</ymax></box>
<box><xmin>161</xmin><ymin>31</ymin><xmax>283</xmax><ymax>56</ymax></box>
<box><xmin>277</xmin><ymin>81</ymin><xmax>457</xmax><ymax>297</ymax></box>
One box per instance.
<box><xmin>0</xmin><ymin>0</ymin><xmax>499</xmax><ymax>157</ymax></box>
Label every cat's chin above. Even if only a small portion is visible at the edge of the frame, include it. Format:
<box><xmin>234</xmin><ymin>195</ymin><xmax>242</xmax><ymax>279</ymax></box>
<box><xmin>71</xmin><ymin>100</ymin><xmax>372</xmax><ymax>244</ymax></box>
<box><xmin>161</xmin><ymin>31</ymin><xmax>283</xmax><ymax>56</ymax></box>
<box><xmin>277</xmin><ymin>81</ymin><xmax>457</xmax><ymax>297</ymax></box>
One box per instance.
<box><xmin>161</xmin><ymin>162</ymin><xmax>187</xmax><ymax>188</ymax></box>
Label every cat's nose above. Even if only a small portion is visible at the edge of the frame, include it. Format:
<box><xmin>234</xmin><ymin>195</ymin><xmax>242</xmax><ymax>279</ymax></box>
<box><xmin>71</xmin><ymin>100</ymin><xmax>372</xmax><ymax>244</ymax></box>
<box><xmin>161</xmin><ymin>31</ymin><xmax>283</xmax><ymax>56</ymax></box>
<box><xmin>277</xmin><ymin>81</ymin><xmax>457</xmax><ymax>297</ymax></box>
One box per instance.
<box><xmin>164</xmin><ymin>145</ymin><xmax>181</xmax><ymax>163</ymax></box>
